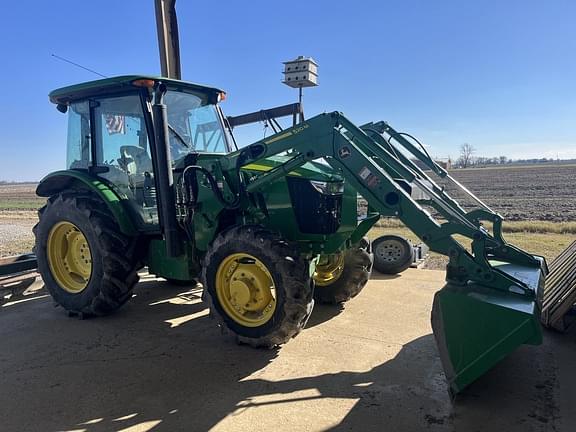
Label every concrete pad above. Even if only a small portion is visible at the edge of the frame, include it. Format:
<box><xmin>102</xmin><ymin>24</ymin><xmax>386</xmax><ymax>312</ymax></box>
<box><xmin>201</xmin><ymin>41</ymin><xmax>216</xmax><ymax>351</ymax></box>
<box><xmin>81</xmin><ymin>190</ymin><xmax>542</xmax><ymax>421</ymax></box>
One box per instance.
<box><xmin>0</xmin><ymin>268</ymin><xmax>574</xmax><ymax>432</ymax></box>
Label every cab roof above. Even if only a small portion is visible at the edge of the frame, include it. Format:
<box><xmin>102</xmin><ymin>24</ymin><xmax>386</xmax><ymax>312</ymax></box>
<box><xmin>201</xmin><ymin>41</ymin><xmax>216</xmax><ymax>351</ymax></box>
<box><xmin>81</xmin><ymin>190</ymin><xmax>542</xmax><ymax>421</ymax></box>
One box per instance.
<box><xmin>49</xmin><ymin>75</ymin><xmax>225</xmax><ymax>105</ymax></box>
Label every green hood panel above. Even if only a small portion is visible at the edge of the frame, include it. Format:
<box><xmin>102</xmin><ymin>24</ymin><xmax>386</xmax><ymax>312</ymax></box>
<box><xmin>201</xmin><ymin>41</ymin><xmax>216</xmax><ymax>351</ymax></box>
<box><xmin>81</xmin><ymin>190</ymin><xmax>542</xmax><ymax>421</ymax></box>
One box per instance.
<box><xmin>242</xmin><ymin>155</ymin><xmax>342</xmax><ymax>181</ymax></box>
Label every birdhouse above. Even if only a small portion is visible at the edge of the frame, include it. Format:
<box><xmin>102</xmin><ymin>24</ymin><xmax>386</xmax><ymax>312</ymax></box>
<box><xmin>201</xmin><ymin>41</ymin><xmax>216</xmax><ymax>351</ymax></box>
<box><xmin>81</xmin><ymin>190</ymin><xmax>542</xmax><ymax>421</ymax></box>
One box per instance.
<box><xmin>282</xmin><ymin>56</ymin><xmax>318</xmax><ymax>88</ymax></box>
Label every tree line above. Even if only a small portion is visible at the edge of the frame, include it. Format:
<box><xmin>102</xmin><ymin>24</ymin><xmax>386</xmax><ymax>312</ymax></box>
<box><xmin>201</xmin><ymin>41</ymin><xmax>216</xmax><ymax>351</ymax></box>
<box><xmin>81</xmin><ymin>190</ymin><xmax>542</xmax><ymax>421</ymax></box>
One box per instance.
<box><xmin>453</xmin><ymin>143</ymin><xmax>567</xmax><ymax>168</ymax></box>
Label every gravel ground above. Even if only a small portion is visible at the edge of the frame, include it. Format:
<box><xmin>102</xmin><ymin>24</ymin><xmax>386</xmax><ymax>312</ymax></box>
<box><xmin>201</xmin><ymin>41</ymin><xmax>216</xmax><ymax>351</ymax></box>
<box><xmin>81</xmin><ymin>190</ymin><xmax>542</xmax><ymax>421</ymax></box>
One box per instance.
<box><xmin>0</xmin><ymin>218</ymin><xmax>36</xmax><ymax>258</ymax></box>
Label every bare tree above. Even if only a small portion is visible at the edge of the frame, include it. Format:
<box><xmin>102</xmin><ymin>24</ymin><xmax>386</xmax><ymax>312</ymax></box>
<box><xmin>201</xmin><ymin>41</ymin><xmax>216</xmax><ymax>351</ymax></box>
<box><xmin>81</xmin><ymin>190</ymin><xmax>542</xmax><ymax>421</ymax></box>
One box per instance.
<box><xmin>459</xmin><ymin>143</ymin><xmax>475</xmax><ymax>168</ymax></box>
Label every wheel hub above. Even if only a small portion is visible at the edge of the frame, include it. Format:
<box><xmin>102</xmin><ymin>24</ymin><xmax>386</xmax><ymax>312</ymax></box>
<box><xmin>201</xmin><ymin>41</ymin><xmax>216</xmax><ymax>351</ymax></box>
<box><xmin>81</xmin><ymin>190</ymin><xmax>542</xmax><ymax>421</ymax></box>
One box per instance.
<box><xmin>47</xmin><ymin>221</ymin><xmax>92</xmax><ymax>293</ymax></box>
<box><xmin>314</xmin><ymin>252</ymin><xmax>345</xmax><ymax>286</ymax></box>
<box><xmin>215</xmin><ymin>253</ymin><xmax>276</xmax><ymax>327</ymax></box>
<box><xmin>230</xmin><ymin>279</ymin><xmax>252</xmax><ymax>307</ymax></box>
<box><xmin>376</xmin><ymin>240</ymin><xmax>403</xmax><ymax>262</ymax></box>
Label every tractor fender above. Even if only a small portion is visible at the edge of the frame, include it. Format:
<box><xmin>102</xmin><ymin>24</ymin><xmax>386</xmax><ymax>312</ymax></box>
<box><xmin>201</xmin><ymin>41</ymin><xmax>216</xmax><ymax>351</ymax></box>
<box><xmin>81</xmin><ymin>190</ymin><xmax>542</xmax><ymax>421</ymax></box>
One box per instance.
<box><xmin>36</xmin><ymin>170</ymin><xmax>138</xmax><ymax>236</ymax></box>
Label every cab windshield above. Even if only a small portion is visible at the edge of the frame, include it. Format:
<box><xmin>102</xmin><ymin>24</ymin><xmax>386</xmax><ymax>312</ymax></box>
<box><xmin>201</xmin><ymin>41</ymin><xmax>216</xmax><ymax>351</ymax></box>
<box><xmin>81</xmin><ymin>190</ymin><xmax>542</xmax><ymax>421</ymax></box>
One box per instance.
<box><xmin>164</xmin><ymin>90</ymin><xmax>231</xmax><ymax>160</ymax></box>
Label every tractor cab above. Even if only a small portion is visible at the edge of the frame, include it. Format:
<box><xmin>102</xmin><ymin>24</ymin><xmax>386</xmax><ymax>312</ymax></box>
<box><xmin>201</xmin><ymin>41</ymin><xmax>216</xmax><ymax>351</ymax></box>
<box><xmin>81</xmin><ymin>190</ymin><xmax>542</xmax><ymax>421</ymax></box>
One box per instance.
<box><xmin>49</xmin><ymin>75</ymin><xmax>233</xmax><ymax>228</ymax></box>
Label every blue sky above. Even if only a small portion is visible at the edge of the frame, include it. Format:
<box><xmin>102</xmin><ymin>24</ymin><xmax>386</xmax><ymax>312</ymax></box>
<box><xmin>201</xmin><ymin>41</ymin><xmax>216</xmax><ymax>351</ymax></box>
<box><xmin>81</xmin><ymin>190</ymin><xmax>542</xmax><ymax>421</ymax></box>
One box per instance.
<box><xmin>0</xmin><ymin>0</ymin><xmax>575</xmax><ymax>181</ymax></box>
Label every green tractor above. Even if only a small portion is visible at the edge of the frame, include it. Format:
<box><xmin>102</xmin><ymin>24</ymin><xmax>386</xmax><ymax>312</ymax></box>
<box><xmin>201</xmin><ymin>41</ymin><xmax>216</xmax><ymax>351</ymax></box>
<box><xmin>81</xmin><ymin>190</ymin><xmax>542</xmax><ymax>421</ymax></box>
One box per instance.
<box><xmin>34</xmin><ymin>76</ymin><xmax>373</xmax><ymax>348</ymax></box>
<box><xmin>36</xmin><ymin>75</ymin><xmax>547</xmax><ymax>394</ymax></box>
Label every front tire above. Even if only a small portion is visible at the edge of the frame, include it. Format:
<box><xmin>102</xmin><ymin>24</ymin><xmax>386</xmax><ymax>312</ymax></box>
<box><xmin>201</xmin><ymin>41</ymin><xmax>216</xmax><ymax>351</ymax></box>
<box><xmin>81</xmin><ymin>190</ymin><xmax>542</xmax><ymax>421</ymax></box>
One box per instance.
<box><xmin>313</xmin><ymin>238</ymin><xmax>373</xmax><ymax>304</ymax></box>
<box><xmin>201</xmin><ymin>225</ymin><xmax>314</xmax><ymax>348</ymax></box>
<box><xmin>34</xmin><ymin>192</ymin><xmax>141</xmax><ymax>316</ymax></box>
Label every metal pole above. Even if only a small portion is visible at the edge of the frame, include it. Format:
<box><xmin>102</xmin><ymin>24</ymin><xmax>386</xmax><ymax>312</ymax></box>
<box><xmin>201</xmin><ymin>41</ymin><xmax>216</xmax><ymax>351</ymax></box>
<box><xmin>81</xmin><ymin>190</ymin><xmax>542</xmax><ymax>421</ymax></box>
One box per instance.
<box><xmin>298</xmin><ymin>86</ymin><xmax>304</xmax><ymax>123</ymax></box>
<box><xmin>152</xmin><ymin>84</ymin><xmax>182</xmax><ymax>257</ymax></box>
<box><xmin>154</xmin><ymin>0</ymin><xmax>182</xmax><ymax>79</ymax></box>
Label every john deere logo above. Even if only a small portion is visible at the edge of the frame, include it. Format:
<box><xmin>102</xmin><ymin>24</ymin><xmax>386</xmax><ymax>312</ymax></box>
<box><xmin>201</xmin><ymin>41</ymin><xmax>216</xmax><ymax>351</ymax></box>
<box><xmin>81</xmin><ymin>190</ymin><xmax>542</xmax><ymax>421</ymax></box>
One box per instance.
<box><xmin>339</xmin><ymin>146</ymin><xmax>351</xmax><ymax>159</ymax></box>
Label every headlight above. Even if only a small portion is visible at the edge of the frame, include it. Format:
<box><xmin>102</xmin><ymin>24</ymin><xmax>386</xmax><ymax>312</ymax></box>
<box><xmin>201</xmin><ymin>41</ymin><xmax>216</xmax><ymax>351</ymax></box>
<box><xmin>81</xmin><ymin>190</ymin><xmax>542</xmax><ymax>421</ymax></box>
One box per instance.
<box><xmin>309</xmin><ymin>180</ymin><xmax>344</xmax><ymax>195</ymax></box>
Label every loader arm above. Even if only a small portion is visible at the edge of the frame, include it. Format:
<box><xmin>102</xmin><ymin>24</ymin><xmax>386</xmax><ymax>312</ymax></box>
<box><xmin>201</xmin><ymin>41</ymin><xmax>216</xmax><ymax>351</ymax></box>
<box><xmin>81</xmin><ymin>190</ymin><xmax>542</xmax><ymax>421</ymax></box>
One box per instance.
<box><xmin>223</xmin><ymin>112</ymin><xmax>541</xmax><ymax>293</ymax></box>
<box><xmin>219</xmin><ymin>111</ymin><xmax>546</xmax><ymax>394</ymax></box>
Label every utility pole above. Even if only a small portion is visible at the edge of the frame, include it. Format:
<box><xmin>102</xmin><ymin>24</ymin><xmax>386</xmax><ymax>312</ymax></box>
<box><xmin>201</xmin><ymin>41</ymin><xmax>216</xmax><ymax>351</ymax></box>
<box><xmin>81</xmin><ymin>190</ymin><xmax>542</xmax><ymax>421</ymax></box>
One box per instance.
<box><xmin>154</xmin><ymin>0</ymin><xmax>182</xmax><ymax>79</ymax></box>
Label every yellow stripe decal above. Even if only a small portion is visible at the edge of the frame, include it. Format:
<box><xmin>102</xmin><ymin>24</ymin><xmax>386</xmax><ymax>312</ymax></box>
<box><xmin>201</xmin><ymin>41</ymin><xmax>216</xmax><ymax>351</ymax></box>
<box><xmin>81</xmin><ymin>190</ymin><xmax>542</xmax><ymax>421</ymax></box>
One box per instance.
<box><xmin>263</xmin><ymin>131</ymin><xmax>293</xmax><ymax>144</ymax></box>
<box><xmin>242</xmin><ymin>163</ymin><xmax>301</xmax><ymax>176</ymax></box>
<box><xmin>242</xmin><ymin>164</ymin><xmax>271</xmax><ymax>172</ymax></box>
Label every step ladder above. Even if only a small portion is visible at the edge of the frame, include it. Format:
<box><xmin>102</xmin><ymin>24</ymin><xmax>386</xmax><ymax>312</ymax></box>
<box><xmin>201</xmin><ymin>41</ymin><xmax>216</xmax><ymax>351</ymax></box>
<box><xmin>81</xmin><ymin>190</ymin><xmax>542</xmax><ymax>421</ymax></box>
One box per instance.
<box><xmin>541</xmin><ymin>240</ymin><xmax>576</xmax><ymax>331</ymax></box>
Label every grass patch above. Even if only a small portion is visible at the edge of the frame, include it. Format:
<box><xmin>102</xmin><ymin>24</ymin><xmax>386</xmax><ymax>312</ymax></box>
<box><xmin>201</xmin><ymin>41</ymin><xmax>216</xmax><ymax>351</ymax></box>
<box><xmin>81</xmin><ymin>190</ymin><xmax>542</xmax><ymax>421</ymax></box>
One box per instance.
<box><xmin>376</xmin><ymin>217</ymin><xmax>576</xmax><ymax>234</ymax></box>
<box><xmin>369</xmin><ymin>222</ymin><xmax>576</xmax><ymax>270</ymax></box>
<box><xmin>497</xmin><ymin>220</ymin><xmax>576</xmax><ymax>234</ymax></box>
<box><xmin>0</xmin><ymin>199</ymin><xmax>45</xmax><ymax>211</ymax></box>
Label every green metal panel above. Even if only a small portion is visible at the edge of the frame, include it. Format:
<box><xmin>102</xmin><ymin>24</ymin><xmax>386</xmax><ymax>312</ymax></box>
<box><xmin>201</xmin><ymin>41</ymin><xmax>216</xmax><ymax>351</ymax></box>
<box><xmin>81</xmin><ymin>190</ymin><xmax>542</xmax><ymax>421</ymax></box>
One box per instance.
<box><xmin>349</xmin><ymin>213</ymin><xmax>380</xmax><ymax>245</ymax></box>
<box><xmin>242</xmin><ymin>155</ymin><xmax>342</xmax><ymax>180</ymax></box>
<box><xmin>189</xmin><ymin>152</ymin><xmax>359</xmax><ymax>255</ymax></box>
<box><xmin>147</xmin><ymin>239</ymin><xmax>200</xmax><ymax>281</ymax></box>
<box><xmin>36</xmin><ymin>170</ymin><xmax>138</xmax><ymax>236</ymax></box>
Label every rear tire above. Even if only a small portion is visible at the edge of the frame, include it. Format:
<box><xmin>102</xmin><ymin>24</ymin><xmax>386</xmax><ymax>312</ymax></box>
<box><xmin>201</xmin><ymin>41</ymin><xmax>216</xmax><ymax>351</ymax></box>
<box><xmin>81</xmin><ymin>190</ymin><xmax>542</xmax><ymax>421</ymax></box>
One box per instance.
<box><xmin>202</xmin><ymin>225</ymin><xmax>314</xmax><ymax>348</ymax></box>
<box><xmin>313</xmin><ymin>238</ymin><xmax>373</xmax><ymax>304</ymax></box>
<box><xmin>372</xmin><ymin>235</ymin><xmax>413</xmax><ymax>275</ymax></box>
<box><xmin>34</xmin><ymin>192</ymin><xmax>141</xmax><ymax>316</ymax></box>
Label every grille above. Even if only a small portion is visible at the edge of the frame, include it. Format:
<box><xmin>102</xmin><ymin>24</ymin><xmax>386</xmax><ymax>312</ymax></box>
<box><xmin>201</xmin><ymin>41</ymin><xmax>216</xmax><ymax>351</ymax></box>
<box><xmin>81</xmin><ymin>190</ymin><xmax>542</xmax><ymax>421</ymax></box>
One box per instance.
<box><xmin>287</xmin><ymin>177</ymin><xmax>342</xmax><ymax>234</ymax></box>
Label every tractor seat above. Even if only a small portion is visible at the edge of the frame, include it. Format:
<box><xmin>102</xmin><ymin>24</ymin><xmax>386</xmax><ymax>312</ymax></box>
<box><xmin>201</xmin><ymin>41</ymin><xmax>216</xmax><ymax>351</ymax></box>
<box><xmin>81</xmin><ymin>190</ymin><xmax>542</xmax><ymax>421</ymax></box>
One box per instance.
<box><xmin>119</xmin><ymin>145</ymin><xmax>153</xmax><ymax>177</ymax></box>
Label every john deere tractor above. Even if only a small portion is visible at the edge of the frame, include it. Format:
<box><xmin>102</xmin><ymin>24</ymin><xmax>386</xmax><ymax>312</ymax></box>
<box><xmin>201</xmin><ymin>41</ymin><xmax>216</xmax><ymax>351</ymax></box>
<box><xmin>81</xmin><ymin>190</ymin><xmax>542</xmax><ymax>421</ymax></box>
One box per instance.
<box><xmin>35</xmin><ymin>76</ymin><xmax>373</xmax><ymax>348</ymax></box>
<box><xmin>36</xmin><ymin>75</ymin><xmax>547</xmax><ymax>394</ymax></box>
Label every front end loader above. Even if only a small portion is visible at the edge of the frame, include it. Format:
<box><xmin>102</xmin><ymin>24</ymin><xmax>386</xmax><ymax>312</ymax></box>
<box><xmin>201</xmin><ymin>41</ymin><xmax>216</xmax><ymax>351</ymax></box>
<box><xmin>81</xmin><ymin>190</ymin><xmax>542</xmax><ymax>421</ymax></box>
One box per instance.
<box><xmin>36</xmin><ymin>75</ymin><xmax>545</xmax><ymax>394</ymax></box>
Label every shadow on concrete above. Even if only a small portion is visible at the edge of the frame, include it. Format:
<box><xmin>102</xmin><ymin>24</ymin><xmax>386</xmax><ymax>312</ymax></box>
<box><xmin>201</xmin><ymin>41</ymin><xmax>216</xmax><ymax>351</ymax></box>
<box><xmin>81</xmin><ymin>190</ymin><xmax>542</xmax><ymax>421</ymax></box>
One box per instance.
<box><xmin>0</xmin><ymin>277</ymin><xmax>567</xmax><ymax>432</ymax></box>
<box><xmin>1</xmin><ymin>275</ymin><xmax>46</xmax><ymax>307</ymax></box>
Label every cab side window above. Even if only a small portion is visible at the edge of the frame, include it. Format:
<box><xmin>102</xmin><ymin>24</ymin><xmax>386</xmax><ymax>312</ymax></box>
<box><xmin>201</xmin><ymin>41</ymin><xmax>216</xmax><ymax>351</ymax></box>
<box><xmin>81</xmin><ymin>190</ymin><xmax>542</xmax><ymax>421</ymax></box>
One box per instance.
<box><xmin>66</xmin><ymin>101</ymin><xmax>90</xmax><ymax>169</ymax></box>
<box><xmin>93</xmin><ymin>94</ymin><xmax>158</xmax><ymax>227</ymax></box>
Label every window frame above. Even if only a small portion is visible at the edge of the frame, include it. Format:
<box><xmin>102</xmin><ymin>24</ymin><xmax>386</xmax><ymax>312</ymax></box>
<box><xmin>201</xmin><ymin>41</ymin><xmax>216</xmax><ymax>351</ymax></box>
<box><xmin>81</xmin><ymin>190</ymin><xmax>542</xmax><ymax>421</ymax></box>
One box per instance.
<box><xmin>163</xmin><ymin>88</ymin><xmax>234</xmax><ymax>155</ymax></box>
<box><xmin>90</xmin><ymin>90</ymin><xmax>150</xmax><ymax>168</ymax></box>
<box><xmin>86</xmin><ymin>89</ymin><xmax>162</xmax><ymax>232</ymax></box>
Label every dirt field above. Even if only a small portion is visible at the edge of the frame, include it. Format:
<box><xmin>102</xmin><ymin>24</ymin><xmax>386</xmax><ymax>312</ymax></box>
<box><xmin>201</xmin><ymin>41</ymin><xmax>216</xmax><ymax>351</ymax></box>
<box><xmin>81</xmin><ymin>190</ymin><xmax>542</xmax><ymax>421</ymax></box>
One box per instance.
<box><xmin>0</xmin><ymin>184</ymin><xmax>41</xmax><ymax>257</ymax></box>
<box><xmin>443</xmin><ymin>164</ymin><xmax>576</xmax><ymax>221</ymax></box>
<box><xmin>0</xmin><ymin>183</ymin><xmax>45</xmax><ymax>211</ymax></box>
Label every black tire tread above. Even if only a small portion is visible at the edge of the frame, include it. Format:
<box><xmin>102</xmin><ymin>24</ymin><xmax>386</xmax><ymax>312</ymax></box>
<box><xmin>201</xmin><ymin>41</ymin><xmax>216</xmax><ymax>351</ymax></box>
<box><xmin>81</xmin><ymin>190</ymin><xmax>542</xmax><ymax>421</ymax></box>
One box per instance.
<box><xmin>34</xmin><ymin>192</ymin><xmax>141</xmax><ymax>316</ymax></box>
<box><xmin>314</xmin><ymin>238</ymin><xmax>373</xmax><ymax>304</ymax></box>
<box><xmin>372</xmin><ymin>235</ymin><xmax>413</xmax><ymax>275</ymax></box>
<box><xmin>201</xmin><ymin>225</ymin><xmax>314</xmax><ymax>348</ymax></box>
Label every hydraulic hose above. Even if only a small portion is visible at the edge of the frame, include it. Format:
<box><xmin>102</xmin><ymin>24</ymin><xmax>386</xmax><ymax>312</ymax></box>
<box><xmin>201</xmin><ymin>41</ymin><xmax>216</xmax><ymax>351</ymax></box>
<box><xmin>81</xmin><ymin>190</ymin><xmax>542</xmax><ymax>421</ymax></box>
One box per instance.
<box><xmin>182</xmin><ymin>165</ymin><xmax>242</xmax><ymax>210</ymax></box>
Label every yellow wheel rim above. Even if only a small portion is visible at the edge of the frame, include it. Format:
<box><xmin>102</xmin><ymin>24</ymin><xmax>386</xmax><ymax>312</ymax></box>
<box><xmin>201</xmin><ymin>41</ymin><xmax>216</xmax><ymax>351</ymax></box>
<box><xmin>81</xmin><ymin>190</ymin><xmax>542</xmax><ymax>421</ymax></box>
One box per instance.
<box><xmin>215</xmin><ymin>253</ymin><xmax>276</xmax><ymax>327</ymax></box>
<box><xmin>47</xmin><ymin>221</ymin><xmax>92</xmax><ymax>294</ymax></box>
<box><xmin>314</xmin><ymin>252</ymin><xmax>345</xmax><ymax>287</ymax></box>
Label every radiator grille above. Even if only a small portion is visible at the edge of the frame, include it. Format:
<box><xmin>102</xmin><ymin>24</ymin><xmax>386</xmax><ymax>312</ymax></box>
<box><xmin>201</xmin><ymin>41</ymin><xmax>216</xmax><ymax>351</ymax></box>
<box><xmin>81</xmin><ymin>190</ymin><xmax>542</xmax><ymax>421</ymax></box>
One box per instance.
<box><xmin>287</xmin><ymin>177</ymin><xmax>342</xmax><ymax>234</ymax></box>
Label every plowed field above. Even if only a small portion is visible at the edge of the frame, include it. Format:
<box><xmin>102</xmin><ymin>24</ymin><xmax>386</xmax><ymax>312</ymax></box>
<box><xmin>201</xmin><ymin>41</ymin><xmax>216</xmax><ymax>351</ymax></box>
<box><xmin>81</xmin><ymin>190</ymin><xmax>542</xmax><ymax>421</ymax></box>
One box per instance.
<box><xmin>443</xmin><ymin>164</ymin><xmax>576</xmax><ymax>221</ymax></box>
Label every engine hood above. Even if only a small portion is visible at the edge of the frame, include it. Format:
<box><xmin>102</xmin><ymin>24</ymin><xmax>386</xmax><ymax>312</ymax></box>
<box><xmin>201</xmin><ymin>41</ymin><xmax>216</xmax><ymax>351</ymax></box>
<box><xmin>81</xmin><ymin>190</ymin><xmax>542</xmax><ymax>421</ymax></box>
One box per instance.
<box><xmin>241</xmin><ymin>155</ymin><xmax>342</xmax><ymax>182</ymax></box>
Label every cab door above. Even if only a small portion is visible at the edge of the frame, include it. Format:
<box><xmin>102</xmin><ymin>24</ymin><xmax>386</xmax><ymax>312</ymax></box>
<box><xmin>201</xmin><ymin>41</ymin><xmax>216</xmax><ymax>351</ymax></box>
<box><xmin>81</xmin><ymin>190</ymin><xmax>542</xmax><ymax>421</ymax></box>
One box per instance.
<box><xmin>91</xmin><ymin>92</ymin><xmax>159</xmax><ymax>229</ymax></box>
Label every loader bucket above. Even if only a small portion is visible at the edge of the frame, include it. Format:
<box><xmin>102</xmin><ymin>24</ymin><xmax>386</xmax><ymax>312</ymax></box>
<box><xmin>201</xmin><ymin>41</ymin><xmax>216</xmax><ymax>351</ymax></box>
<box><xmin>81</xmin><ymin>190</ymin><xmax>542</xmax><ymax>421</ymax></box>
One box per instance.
<box><xmin>431</xmin><ymin>261</ymin><xmax>545</xmax><ymax>395</ymax></box>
